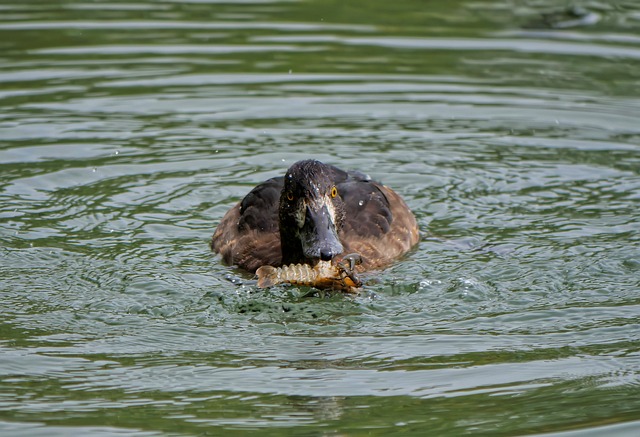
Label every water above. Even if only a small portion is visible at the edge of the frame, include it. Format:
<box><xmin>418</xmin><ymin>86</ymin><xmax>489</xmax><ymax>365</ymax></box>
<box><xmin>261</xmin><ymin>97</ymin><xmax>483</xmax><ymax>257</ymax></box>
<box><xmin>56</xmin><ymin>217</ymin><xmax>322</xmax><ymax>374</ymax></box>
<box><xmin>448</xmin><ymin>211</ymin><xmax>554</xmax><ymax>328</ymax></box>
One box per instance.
<box><xmin>1</xmin><ymin>0</ymin><xmax>640</xmax><ymax>435</ymax></box>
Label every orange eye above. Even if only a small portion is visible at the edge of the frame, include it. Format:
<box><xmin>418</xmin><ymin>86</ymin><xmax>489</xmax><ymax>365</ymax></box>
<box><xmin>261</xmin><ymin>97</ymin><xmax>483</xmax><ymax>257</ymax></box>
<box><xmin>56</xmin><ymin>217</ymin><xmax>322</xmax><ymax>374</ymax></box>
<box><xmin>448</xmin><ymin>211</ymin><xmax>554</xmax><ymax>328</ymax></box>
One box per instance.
<box><xmin>331</xmin><ymin>186</ymin><xmax>338</xmax><ymax>198</ymax></box>
<box><xmin>286</xmin><ymin>192</ymin><xmax>294</xmax><ymax>201</ymax></box>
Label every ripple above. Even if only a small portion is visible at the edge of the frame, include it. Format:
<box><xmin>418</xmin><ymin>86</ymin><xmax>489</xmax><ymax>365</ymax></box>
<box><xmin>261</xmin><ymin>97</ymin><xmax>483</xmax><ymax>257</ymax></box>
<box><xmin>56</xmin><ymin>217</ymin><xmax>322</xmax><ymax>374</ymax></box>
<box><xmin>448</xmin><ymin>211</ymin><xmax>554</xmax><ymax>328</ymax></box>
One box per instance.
<box><xmin>32</xmin><ymin>44</ymin><xmax>321</xmax><ymax>56</ymax></box>
<box><xmin>254</xmin><ymin>35</ymin><xmax>640</xmax><ymax>59</ymax></box>
<box><xmin>0</xmin><ymin>20</ymin><xmax>376</xmax><ymax>32</ymax></box>
<box><xmin>1</xmin><ymin>0</ymin><xmax>640</xmax><ymax>434</ymax></box>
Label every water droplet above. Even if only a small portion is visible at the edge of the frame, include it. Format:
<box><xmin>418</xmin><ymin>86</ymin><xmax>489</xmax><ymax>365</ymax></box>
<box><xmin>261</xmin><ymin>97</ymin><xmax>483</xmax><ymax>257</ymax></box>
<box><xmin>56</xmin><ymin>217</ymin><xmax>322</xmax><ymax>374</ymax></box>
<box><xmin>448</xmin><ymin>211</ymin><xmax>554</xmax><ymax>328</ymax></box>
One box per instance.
<box><xmin>419</xmin><ymin>279</ymin><xmax>442</xmax><ymax>290</ymax></box>
<box><xmin>114</xmin><ymin>150</ymin><xmax>119</xmax><ymax>155</ymax></box>
<box><xmin>92</xmin><ymin>167</ymin><xmax>97</xmax><ymax>172</ymax></box>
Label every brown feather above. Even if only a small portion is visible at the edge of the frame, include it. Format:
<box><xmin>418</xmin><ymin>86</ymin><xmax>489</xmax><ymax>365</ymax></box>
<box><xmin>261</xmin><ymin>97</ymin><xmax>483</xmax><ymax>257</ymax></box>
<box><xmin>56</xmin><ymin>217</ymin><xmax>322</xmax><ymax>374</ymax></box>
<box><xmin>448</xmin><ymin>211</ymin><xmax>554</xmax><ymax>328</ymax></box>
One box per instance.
<box><xmin>211</xmin><ymin>202</ymin><xmax>282</xmax><ymax>272</ymax></box>
<box><xmin>211</xmin><ymin>161</ymin><xmax>419</xmax><ymax>276</ymax></box>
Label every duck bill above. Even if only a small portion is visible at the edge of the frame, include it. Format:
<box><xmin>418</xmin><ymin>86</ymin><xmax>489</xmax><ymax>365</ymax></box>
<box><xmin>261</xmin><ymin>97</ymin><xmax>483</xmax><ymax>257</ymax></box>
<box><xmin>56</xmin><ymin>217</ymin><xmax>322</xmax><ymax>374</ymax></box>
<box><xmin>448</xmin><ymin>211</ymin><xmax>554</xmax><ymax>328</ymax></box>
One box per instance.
<box><xmin>300</xmin><ymin>204</ymin><xmax>343</xmax><ymax>261</ymax></box>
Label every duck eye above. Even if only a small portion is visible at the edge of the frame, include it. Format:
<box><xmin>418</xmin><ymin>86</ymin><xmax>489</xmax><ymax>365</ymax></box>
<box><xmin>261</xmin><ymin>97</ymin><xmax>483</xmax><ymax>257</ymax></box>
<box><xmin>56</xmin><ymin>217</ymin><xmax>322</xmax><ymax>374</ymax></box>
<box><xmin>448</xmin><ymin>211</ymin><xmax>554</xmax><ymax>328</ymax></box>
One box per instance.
<box><xmin>331</xmin><ymin>186</ymin><xmax>338</xmax><ymax>198</ymax></box>
<box><xmin>286</xmin><ymin>192</ymin><xmax>294</xmax><ymax>201</ymax></box>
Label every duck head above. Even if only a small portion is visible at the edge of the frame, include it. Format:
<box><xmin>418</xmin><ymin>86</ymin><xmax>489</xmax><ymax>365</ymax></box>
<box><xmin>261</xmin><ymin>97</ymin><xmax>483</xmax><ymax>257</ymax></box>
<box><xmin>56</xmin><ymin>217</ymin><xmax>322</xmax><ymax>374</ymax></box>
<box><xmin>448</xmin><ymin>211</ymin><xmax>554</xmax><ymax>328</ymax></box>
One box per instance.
<box><xmin>279</xmin><ymin>160</ymin><xmax>346</xmax><ymax>265</ymax></box>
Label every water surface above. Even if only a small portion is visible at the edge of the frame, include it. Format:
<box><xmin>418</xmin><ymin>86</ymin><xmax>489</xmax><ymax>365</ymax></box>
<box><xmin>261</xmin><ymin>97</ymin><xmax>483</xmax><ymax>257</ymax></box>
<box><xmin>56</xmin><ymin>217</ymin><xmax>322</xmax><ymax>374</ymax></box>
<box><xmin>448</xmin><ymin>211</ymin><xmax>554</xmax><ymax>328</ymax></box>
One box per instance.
<box><xmin>1</xmin><ymin>0</ymin><xmax>640</xmax><ymax>435</ymax></box>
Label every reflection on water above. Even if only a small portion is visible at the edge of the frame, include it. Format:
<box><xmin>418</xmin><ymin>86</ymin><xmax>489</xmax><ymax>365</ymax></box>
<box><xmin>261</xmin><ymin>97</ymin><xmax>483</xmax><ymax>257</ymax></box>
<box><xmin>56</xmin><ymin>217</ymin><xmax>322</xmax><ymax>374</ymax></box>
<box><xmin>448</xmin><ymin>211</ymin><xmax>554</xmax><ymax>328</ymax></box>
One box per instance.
<box><xmin>1</xmin><ymin>0</ymin><xmax>640</xmax><ymax>435</ymax></box>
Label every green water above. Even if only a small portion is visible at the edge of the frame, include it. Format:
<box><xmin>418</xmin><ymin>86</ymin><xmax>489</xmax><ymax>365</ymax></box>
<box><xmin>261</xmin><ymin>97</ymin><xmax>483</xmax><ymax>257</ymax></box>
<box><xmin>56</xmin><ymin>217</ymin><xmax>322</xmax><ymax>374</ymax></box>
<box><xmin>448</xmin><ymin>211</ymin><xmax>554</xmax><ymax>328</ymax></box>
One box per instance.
<box><xmin>1</xmin><ymin>0</ymin><xmax>640</xmax><ymax>435</ymax></box>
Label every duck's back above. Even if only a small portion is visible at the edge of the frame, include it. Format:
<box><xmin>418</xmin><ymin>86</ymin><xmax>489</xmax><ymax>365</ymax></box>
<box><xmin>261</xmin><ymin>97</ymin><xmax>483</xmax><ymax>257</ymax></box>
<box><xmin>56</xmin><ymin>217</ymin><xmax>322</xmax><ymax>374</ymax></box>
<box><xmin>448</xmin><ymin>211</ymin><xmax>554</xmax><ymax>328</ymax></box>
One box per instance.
<box><xmin>211</xmin><ymin>176</ymin><xmax>283</xmax><ymax>272</ymax></box>
<box><xmin>211</xmin><ymin>165</ymin><xmax>419</xmax><ymax>272</ymax></box>
<box><xmin>338</xmin><ymin>176</ymin><xmax>419</xmax><ymax>270</ymax></box>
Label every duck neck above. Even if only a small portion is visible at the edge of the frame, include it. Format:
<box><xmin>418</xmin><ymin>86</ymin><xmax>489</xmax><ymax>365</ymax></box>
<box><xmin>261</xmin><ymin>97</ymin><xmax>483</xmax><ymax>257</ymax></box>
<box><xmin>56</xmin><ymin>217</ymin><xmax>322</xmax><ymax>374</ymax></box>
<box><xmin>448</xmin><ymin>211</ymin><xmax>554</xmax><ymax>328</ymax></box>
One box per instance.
<box><xmin>279</xmin><ymin>224</ymin><xmax>307</xmax><ymax>266</ymax></box>
<box><xmin>279</xmin><ymin>202</ymin><xmax>316</xmax><ymax>266</ymax></box>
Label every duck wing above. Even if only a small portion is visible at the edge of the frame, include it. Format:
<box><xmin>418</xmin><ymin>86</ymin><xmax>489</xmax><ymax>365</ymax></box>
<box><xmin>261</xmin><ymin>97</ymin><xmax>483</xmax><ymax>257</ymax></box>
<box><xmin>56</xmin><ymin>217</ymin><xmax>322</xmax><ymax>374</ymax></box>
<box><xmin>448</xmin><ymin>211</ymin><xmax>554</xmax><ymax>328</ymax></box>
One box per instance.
<box><xmin>211</xmin><ymin>176</ymin><xmax>284</xmax><ymax>272</ymax></box>
<box><xmin>338</xmin><ymin>172</ymin><xmax>419</xmax><ymax>270</ymax></box>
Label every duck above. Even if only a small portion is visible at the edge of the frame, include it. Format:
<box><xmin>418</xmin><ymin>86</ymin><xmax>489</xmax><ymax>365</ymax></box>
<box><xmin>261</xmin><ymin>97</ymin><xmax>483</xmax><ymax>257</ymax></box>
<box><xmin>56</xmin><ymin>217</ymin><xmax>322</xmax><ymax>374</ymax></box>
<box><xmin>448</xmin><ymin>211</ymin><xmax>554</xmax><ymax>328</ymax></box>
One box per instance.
<box><xmin>211</xmin><ymin>159</ymin><xmax>419</xmax><ymax>274</ymax></box>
